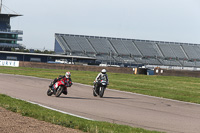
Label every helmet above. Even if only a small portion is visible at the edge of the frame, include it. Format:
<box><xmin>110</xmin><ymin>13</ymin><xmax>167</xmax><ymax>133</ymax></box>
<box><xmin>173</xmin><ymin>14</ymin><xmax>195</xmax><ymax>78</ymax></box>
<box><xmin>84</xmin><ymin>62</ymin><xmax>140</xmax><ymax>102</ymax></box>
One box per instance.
<box><xmin>65</xmin><ymin>72</ymin><xmax>71</xmax><ymax>78</ymax></box>
<box><xmin>101</xmin><ymin>69</ymin><xmax>106</xmax><ymax>74</ymax></box>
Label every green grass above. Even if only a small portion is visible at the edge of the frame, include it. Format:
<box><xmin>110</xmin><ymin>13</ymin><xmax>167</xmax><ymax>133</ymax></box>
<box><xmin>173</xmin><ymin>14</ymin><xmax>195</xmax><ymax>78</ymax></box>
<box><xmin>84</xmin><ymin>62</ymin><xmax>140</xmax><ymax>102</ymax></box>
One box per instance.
<box><xmin>0</xmin><ymin>94</ymin><xmax>160</xmax><ymax>133</ymax></box>
<box><xmin>0</xmin><ymin>66</ymin><xmax>200</xmax><ymax>104</ymax></box>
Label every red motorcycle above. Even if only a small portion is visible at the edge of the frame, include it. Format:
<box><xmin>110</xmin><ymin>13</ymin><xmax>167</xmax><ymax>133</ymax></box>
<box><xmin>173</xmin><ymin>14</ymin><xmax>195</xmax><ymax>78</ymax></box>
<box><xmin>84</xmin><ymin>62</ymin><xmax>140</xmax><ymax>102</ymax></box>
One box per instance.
<box><xmin>47</xmin><ymin>78</ymin><xmax>71</xmax><ymax>97</ymax></box>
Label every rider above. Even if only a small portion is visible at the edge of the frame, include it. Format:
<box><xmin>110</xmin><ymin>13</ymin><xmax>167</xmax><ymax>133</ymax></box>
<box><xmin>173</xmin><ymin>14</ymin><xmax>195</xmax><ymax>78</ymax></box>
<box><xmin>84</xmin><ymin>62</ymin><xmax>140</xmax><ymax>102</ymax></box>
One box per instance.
<box><xmin>93</xmin><ymin>69</ymin><xmax>109</xmax><ymax>90</ymax></box>
<box><xmin>49</xmin><ymin>72</ymin><xmax>72</xmax><ymax>95</ymax></box>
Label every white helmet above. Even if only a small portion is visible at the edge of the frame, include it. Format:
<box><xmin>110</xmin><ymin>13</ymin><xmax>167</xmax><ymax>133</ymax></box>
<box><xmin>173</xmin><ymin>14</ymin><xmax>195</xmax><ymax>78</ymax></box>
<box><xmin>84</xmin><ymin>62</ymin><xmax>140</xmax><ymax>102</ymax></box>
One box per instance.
<box><xmin>101</xmin><ymin>69</ymin><xmax>106</xmax><ymax>74</ymax></box>
<box><xmin>65</xmin><ymin>72</ymin><xmax>71</xmax><ymax>78</ymax></box>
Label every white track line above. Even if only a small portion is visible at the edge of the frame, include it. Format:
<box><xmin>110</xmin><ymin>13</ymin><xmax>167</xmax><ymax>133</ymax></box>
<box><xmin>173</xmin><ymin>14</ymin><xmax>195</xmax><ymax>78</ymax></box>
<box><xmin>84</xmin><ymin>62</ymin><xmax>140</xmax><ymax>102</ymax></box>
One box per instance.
<box><xmin>12</xmin><ymin>96</ymin><xmax>93</xmax><ymax>121</ymax></box>
<box><xmin>0</xmin><ymin>74</ymin><xmax>93</xmax><ymax>120</ymax></box>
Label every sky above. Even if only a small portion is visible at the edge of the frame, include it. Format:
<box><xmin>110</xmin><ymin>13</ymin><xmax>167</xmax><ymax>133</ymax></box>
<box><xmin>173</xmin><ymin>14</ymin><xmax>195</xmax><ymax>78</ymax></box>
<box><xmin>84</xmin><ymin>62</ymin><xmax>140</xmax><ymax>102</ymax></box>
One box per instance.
<box><xmin>2</xmin><ymin>0</ymin><xmax>200</xmax><ymax>50</ymax></box>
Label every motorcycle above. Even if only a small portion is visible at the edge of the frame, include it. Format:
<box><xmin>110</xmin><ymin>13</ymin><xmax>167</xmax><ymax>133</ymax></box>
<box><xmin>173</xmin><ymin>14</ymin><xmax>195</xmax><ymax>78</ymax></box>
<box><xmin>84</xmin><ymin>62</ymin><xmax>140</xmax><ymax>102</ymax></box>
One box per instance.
<box><xmin>47</xmin><ymin>78</ymin><xmax>69</xmax><ymax>97</ymax></box>
<box><xmin>93</xmin><ymin>80</ymin><xmax>108</xmax><ymax>98</ymax></box>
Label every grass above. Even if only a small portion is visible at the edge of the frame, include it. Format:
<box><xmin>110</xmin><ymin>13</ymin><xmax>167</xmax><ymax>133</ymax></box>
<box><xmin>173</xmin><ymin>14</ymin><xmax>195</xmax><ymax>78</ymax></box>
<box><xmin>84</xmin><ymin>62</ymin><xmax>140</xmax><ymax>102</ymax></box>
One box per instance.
<box><xmin>0</xmin><ymin>66</ymin><xmax>200</xmax><ymax>104</ymax></box>
<box><xmin>0</xmin><ymin>94</ymin><xmax>160</xmax><ymax>133</ymax></box>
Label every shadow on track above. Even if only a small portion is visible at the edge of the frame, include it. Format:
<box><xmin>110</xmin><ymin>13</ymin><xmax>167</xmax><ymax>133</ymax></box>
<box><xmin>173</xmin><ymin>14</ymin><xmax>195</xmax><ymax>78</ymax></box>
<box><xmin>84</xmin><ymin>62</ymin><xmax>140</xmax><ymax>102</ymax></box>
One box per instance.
<box><xmin>59</xmin><ymin>96</ymin><xmax>130</xmax><ymax>100</ymax></box>
<box><xmin>102</xmin><ymin>96</ymin><xmax>131</xmax><ymax>99</ymax></box>
<box><xmin>59</xmin><ymin>96</ymin><xmax>95</xmax><ymax>100</ymax></box>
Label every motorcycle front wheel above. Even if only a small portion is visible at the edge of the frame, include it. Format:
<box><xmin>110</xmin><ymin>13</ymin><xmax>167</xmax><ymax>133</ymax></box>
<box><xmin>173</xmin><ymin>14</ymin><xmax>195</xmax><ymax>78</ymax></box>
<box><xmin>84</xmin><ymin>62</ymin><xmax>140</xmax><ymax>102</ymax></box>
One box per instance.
<box><xmin>55</xmin><ymin>86</ymin><xmax>63</xmax><ymax>97</ymax></box>
<box><xmin>93</xmin><ymin>88</ymin><xmax>97</xmax><ymax>97</ymax></box>
<box><xmin>47</xmin><ymin>89</ymin><xmax>53</xmax><ymax>96</ymax></box>
<box><xmin>99</xmin><ymin>86</ymin><xmax>105</xmax><ymax>98</ymax></box>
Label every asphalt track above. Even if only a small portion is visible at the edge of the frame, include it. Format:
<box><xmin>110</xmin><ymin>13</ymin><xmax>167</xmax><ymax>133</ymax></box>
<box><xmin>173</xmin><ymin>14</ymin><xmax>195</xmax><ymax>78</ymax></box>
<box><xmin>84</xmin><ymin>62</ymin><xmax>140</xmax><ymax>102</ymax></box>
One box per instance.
<box><xmin>0</xmin><ymin>73</ymin><xmax>200</xmax><ymax>133</ymax></box>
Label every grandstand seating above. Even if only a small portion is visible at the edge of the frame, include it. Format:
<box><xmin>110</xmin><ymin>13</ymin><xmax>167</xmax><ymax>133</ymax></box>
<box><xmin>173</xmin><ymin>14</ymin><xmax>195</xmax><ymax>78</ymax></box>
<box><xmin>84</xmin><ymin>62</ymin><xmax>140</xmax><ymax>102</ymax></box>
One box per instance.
<box><xmin>120</xmin><ymin>56</ymin><xmax>136</xmax><ymax>64</ymax></box>
<box><xmin>109</xmin><ymin>39</ymin><xmax>130</xmax><ymax>55</ymax></box>
<box><xmin>193</xmin><ymin>45</ymin><xmax>200</xmax><ymax>59</ymax></box>
<box><xmin>134</xmin><ymin>41</ymin><xmax>161</xmax><ymax>57</ymax></box>
<box><xmin>182</xmin><ymin>45</ymin><xmax>200</xmax><ymax>60</ymax></box>
<box><xmin>74</xmin><ymin>36</ymin><xmax>96</xmax><ymax>53</ymax></box>
<box><xmin>121</xmin><ymin>40</ymin><xmax>142</xmax><ymax>57</ymax></box>
<box><xmin>62</xmin><ymin>36</ymin><xmax>83</xmax><ymax>52</ymax></box>
<box><xmin>159</xmin><ymin>59</ymin><xmax>181</xmax><ymax>66</ymax></box>
<box><xmin>55</xmin><ymin>33</ymin><xmax>200</xmax><ymax>68</ymax></box>
<box><xmin>179</xmin><ymin>60</ymin><xmax>196</xmax><ymax>67</ymax></box>
<box><xmin>194</xmin><ymin>61</ymin><xmax>200</xmax><ymax>67</ymax></box>
<box><xmin>55</xmin><ymin>35</ymin><xmax>71</xmax><ymax>52</ymax></box>
<box><xmin>99</xmin><ymin>38</ymin><xmax>117</xmax><ymax>55</ymax></box>
<box><xmin>134</xmin><ymin>57</ymin><xmax>161</xmax><ymax>65</ymax></box>
<box><xmin>169</xmin><ymin>44</ymin><xmax>187</xmax><ymax>59</ymax></box>
<box><xmin>96</xmin><ymin>54</ymin><xmax>114</xmax><ymax>63</ymax></box>
<box><xmin>157</xmin><ymin>43</ymin><xmax>176</xmax><ymax>59</ymax></box>
<box><xmin>87</xmin><ymin>38</ymin><xmax>111</xmax><ymax>55</ymax></box>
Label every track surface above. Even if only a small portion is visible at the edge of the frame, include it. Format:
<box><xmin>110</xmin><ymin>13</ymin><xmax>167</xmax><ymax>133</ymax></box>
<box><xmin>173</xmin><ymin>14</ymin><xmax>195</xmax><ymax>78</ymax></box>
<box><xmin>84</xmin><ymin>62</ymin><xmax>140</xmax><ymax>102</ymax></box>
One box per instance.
<box><xmin>0</xmin><ymin>73</ymin><xmax>200</xmax><ymax>133</ymax></box>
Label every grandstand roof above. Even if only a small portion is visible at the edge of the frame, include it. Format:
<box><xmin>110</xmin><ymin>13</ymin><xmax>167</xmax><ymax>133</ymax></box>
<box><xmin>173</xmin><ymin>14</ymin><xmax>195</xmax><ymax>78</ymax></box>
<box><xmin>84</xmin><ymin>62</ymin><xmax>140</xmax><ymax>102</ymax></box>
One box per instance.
<box><xmin>55</xmin><ymin>33</ymin><xmax>200</xmax><ymax>46</ymax></box>
<box><xmin>0</xmin><ymin>13</ymin><xmax>22</xmax><ymax>17</ymax></box>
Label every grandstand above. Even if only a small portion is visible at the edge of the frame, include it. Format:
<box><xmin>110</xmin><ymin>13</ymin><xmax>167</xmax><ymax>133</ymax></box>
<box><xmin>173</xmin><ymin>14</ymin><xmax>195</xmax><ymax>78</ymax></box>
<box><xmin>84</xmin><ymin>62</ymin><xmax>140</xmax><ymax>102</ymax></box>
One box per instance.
<box><xmin>0</xmin><ymin>13</ymin><xmax>24</xmax><ymax>51</ymax></box>
<box><xmin>0</xmin><ymin>0</ymin><xmax>24</xmax><ymax>51</ymax></box>
<box><xmin>54</xmin><ymin>33</ymin><xmax>200</xmax><ymax>68</ymax></box>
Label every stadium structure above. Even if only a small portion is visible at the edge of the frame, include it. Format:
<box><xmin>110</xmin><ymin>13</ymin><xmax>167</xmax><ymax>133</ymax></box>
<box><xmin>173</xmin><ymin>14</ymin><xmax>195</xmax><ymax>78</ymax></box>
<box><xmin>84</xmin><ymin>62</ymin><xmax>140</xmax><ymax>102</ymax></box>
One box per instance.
<box><xmin>0</xmin><ymin>1</ymin><xmax>24</xmax><ymax>51</ymax></box>
<box><xmin>0</xmin><ymin>1</ymin><xmax>95</xmax><ymax>64</ymax></box>
<box><xmin>55</xmin><ymin>33</ymin><xmax>200</xmax><ymax>69</ymax></box>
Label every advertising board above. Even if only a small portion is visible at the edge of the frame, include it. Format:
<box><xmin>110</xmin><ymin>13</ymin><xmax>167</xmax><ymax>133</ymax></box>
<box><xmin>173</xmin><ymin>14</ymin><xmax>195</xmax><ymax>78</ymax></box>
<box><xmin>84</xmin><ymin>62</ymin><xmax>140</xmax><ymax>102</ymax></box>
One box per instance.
<box><xmin>0</xmin><ymin>60</ymin><xmax>19</xmax><ymax>67</ymax></box>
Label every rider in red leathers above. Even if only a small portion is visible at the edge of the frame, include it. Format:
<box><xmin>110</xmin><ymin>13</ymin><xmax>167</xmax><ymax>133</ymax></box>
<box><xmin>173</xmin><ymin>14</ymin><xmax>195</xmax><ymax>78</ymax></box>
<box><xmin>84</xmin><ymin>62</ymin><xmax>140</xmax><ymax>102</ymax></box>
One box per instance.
<box><xmin>49</xmin><ymin>72</ymin><xmax>72</xmax><ymax>95</ymax></box>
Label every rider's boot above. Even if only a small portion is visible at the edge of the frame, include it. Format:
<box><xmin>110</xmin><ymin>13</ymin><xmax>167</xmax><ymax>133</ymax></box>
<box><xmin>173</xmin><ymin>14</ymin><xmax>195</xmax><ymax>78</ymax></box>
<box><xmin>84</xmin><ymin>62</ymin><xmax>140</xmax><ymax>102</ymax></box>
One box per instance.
<box><xmin>49</xmin><ymin>82</ymin><xmax>53</xmax><ymax>88</ymax></box>
<box><xmin>50</xmin><ymin>86</ymin><xmax>56</xmax><ymax>94</ymax></box>
<box><xmin>63</xmin><ymin>88</ymin><xmax>68</xmax><ymax>95</ymax></box>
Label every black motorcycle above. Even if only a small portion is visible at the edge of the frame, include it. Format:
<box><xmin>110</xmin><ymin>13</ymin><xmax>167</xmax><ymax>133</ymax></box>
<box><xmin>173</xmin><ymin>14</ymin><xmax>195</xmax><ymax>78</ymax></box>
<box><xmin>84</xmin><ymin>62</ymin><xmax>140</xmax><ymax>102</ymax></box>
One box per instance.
<box><xmin>93</xmin><ymin>80</ymin><xmax>108</xmax><ymax>98</ymax></box>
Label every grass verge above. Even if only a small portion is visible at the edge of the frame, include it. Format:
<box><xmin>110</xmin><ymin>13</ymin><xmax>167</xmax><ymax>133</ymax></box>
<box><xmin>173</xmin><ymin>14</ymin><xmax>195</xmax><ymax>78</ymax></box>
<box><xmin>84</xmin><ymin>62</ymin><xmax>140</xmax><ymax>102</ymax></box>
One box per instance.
<box><xmin>0</xmin><ymin>94</ymin><xmax>160</xmax><ymax>133</ymax></box>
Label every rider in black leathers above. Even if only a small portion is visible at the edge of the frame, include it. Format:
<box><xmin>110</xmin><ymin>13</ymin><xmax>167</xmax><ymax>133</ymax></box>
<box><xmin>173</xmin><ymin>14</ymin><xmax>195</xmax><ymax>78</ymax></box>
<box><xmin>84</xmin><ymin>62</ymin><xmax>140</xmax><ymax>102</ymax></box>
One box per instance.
<box><xmin>93</xmin><ymin>69</ymin><xmax>109</xmax><ymax>90</ymax></box>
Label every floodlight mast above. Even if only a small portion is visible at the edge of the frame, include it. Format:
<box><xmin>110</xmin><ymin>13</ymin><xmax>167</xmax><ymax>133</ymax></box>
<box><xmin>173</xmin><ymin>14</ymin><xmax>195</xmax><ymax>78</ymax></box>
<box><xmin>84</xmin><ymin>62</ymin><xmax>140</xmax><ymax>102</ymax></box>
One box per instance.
<box><xmin>0</xmin><ymin>0</ymin><xmax>2</xmax><ymax>13</ymax></box>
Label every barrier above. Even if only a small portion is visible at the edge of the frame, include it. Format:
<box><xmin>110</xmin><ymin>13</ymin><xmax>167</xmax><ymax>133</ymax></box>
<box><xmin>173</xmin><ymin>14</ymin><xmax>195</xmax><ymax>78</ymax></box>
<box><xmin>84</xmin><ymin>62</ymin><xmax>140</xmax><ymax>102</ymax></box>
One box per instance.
<box><xmin>18</xmin><ymin>61</ymin><xmax>200</xmax><ymax>77</ymax></box>
<box><xmin>0</xmin><ymin>60</ymin><xmax>19</xmax><ymax>67</ymax></box>
<box><xmin>154</xmin><ymin>67</ymin><xmax>200</xmax><ymax>78</ymax></box>
<box><xmin>19</xmin><ymin>61</ymin><xmax>133</xmax><ymax>74</ymax></box>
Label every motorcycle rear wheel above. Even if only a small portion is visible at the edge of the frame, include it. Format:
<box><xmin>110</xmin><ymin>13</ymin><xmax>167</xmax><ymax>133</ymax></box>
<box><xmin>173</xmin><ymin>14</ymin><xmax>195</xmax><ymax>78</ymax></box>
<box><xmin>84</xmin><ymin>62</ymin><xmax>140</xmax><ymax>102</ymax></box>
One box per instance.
<box><xmin>55</xmin><ymin>86</ymin><xmax>63</xmax><ymax>97</ymax></box>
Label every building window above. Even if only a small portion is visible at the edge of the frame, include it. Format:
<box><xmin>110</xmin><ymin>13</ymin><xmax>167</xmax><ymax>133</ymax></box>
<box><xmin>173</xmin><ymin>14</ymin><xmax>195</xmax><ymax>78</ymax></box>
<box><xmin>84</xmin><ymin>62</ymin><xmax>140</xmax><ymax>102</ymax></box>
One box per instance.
<box><xmin>30</xmin><ymin>58</ymin><xmax>41</xmax><ymax>62</ymax></box>
<box><xmin>6</xmin><ymin>56</ymin><xmax>17</xmax><ymax>61</ymax></box>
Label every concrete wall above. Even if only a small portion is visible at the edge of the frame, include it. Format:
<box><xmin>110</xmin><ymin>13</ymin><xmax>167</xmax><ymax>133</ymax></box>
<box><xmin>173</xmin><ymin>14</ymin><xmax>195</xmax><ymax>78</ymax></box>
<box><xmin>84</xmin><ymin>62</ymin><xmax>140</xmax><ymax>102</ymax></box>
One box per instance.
<box><xmin>19</xmin><ymin>61</ymin><xmax>134</xmax><ymax>74</ymax></box>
